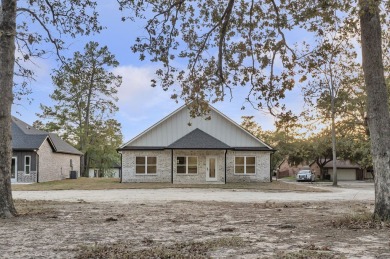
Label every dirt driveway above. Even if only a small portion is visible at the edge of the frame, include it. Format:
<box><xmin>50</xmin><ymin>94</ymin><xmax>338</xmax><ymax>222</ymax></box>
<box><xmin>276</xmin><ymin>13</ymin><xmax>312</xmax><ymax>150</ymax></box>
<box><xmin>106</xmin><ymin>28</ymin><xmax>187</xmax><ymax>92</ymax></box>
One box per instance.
<box><xmin>12</xmin><ymin>182</ymin><xmax>374</xmax><ymax>204</ymax></box>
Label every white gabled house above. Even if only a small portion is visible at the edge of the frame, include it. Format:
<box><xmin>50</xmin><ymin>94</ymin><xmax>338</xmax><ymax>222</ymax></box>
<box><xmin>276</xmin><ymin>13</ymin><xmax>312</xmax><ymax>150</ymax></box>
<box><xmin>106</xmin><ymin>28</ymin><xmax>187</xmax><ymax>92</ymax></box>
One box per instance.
<box><xmin>118</xmin><ymin>104</ymin><xmax>274</xmax><ymax>184</ymax></box>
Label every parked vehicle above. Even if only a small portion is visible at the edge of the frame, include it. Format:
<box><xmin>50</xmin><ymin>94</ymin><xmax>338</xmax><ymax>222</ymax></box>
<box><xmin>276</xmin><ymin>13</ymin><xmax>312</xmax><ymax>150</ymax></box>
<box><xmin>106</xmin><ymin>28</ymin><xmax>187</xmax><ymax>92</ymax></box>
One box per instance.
<box><xmin>296</xmin><ymin>169</ymin><xmax>315</xmax><ymax>182</ymax></box>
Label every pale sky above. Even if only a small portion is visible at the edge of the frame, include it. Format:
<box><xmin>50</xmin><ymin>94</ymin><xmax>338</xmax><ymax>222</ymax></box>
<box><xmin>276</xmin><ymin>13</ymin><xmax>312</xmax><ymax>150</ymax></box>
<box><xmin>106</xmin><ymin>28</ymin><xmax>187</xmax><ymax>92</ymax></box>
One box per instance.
<box><xmin>11</xmin><ymin>2</ymin><xmax>307</xmax><ymax>143</ymax></box>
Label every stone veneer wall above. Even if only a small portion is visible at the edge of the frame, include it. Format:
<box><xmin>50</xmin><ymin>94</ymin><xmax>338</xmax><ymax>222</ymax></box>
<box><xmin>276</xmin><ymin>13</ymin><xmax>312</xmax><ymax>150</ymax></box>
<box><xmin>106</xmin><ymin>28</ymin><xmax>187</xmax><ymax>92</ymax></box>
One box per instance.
<box><xmin>17</xmin><ymin>170</ymin><xmax>37</xmax><ymax>183</ymax></box>
<box><xmin>172</xmin><ymin>150</ymin><xmax>226</xmax><ymax>184</ymax></box>
<box><xmin>37</xmin><ymin>139</ymin><xmax>81</xmax><ymax>182</ymax></box>
<box><xmin>121</xmin><ymin>150</ymin><xmax>172</xmax><ymax>182</ymax></box>
<box><xmin>226</xmin><ymin>150</ymin><xmax>271</xmax><ymax>183</ymax></box>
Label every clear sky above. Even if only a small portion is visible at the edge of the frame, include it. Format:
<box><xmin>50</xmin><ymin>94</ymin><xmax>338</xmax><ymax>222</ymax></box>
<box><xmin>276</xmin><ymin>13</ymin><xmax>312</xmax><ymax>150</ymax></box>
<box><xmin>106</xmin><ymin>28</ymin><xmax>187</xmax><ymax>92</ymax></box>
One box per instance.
<box><xmin>11</xmin><ymin>2</ymin><xmax>306</xmax><ymax>143</ymax></box>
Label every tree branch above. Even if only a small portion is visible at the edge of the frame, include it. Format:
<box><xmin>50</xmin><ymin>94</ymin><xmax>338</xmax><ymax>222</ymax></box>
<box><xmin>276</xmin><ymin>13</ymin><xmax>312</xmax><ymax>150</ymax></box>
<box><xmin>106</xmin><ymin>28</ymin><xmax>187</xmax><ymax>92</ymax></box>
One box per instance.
<box><xmin>16</xmin><ymin>7</ymin><xmax>64</xmax><ymax>62</ymax></box>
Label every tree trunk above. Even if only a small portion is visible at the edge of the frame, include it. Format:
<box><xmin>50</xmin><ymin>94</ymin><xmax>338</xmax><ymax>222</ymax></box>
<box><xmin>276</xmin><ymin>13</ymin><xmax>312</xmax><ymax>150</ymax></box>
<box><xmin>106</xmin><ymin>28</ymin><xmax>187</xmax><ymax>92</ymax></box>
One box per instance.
<box><xmin>360</xmin><ymin>0</ymin><xmax>390</xmax><ymax>220</ymax></box>
<box><xmin>331</xmin><ymin>87</ymin><xmax>337</xmax><ymax>186</ymax></box>
<box><xmin>0</xmin><ymin>0</ymin><xmax>17</xmax><ymax>218</ymax></box>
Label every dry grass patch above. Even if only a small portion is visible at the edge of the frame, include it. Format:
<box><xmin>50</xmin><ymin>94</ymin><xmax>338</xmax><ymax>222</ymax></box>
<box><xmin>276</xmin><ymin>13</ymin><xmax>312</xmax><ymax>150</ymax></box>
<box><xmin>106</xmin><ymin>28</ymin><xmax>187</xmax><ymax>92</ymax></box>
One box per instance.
<box><xmin>332</xmin><ymin>212</ymin><xmax>390</xmax><ymax>229</ymax></box>
<box><xmin>14</xmin><ymin>199</ymin><xmax>61</xmax><ymax>216</ymax></box>
<box><xmin>12</xmin><ymin>177</ymin><xmax>326</xmax><ymax>192</ymax></box>
<box><xmin>76</xmin><ymin>237</ymin><xmax>245</xmax><ymax>259</ymax></box>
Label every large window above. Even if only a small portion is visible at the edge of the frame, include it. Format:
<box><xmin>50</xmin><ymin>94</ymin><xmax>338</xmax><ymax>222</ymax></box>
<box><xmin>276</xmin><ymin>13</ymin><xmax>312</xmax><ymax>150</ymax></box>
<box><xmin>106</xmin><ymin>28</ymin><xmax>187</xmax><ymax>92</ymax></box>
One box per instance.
<box><xmin>234</xmin><ymin>156</ymin><xmax>255</xmax><ymax>175</ymax></box>
<box><xmin>177</xmin><ymin>156</ymin><xmax>198</xmax><ymax>174</ymax></box>
<box><xmin>25</xmin><ymin>156</ymin><xmax>31</xmax><ymax>175</ymax></box>
<box><xmin>136</xmin><ymin>156</ymin><xmax>157</xmax><ymax>175</ymax></box>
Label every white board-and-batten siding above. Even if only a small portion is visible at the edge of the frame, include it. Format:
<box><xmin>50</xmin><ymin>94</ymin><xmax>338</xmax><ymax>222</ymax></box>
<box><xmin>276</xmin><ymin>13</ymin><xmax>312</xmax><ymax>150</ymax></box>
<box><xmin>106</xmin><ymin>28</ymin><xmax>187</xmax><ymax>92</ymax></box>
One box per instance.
<box><xmin>124</xmin><ymin>106</ymin><xmax>268</xmax><ymax>148</ymax></box>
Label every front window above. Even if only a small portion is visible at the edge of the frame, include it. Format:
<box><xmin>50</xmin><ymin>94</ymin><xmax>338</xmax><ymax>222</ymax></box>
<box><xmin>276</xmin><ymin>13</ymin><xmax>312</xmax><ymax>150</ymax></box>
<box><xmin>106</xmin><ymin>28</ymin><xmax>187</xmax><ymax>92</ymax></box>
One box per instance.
<box><xmin>25</xmin><ymin>156</ymin><xmax>31</xmax><ymax>175</ymax></box>
<box><xmin>177</xmin><ymin>156</ymin><xmax>198</xmax><ymax>174</ymax></box>
<box><xmin>136</xmin><ymin>156</ymin><xmax>157</xmax><ymax>174</ymax></box>
<box><xmin>234</xmin><ymin>156</ymin><xmax>256</xmax><ymax>175</ymax></box>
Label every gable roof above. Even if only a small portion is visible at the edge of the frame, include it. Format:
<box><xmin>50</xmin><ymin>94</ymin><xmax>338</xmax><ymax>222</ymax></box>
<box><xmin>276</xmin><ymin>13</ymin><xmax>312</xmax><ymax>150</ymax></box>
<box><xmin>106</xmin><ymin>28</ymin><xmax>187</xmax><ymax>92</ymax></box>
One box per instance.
<box><xmin>11</xmin><ymin>117</ymin><xmax>83</xmax><ymax>155</ymax></box>
<box><xmin>120</xmin><ymin>103</ymin><xmax>273</xmax><ymax>151</ymax></box>
<box><xmin>168</xmin><ymin>128</ymin><xmax>230</xmax><ymax>149</ymax></box>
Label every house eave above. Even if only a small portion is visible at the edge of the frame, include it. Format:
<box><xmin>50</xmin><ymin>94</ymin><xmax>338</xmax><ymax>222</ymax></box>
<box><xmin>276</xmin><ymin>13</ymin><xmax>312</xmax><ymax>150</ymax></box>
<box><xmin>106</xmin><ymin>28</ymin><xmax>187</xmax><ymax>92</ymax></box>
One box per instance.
<box><xmin>231</xmin><ymin>147</ymin><xmax>276</xmax><ymax>152</ymax></box>
<box><xmin>118</xmin><ymin>146</ymin><xmax>275</xmax><ymax>151</ymax></box>
<box><xmin>55</xmin><ymin>151</ymin><xmax>83</xmax><ymax>156</ymax></box>
<box><xmin>117</xmin><ymin>146</ymin><xmax>166</xmax><ymax>151</ymax></box>
<box><xmin>12</xmin><ymin>148</ymin><xmax>38</xmax><ymax>152</ymax></box>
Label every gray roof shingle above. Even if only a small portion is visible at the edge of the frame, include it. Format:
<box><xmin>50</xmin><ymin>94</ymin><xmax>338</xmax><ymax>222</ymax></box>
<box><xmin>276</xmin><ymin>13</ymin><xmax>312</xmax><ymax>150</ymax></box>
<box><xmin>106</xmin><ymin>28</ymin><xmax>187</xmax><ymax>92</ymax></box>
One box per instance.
<box><xmin>167</xmin><ymin>128</ymin><xmax>230</xmax><ymax>149</ymax></box>
<box><xmin>12</xmin><ymin>117</ymin><xmax>82</xmax><ymax>155</ymax></box>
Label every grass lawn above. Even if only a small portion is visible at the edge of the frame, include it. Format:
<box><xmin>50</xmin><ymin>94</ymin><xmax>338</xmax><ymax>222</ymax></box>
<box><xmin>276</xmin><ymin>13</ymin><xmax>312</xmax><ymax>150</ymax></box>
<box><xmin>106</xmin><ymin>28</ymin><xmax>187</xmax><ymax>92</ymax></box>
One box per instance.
<box><xmin>11</xmin><ymin>177</ymin><xmax>326</xmax><ymax>192</ymax></box>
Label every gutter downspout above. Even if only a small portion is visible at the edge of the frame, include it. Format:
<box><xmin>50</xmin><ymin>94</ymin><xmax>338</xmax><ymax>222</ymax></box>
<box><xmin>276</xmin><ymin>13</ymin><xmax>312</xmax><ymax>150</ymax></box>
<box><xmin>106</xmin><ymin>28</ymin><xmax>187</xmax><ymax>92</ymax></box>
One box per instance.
<box><xmin>119</xmin><ymin>151</ymin><xmax>123</xmax><ymax>183</ymax></box>
<box><xmin>224</xmin><ymin>149</ymin><xmax>227</xmax><ymax>184</ymax></box>
<box><xmin>171</xmin><ymin>149</ymin><xmax>174</xmax><ymax>184</ymax></box>
<box><xmin>36</xmin><ymin>151</ymin><xmax>39</xmax><ymax>183</ymax></box>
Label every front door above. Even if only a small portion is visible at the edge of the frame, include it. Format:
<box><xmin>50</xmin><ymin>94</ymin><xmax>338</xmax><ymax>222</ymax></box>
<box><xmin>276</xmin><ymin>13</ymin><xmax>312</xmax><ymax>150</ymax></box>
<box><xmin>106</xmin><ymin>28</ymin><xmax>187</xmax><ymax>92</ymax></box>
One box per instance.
<box><xmin>11</xmin><ymin>157</ymin><xmax>17</xmax><ymax>183</ymax></box>
<box><xmin>206</xmin><ymin>156</ymin><xmax>217</xmax><ymax>181</ymax></box>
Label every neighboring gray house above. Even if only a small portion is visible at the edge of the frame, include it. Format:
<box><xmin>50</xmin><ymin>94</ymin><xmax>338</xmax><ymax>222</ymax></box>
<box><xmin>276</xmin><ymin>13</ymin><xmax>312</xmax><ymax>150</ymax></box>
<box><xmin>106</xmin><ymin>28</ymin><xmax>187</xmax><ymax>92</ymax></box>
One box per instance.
<box><xmin>11</xmin><ymin>117</ymin><xmax>82</xmax><ymax>183</ymax></box>
<box><xmin>118</xmin><ymin>104</ymin><xmax>274</xmax><ymax>184</ymax></box>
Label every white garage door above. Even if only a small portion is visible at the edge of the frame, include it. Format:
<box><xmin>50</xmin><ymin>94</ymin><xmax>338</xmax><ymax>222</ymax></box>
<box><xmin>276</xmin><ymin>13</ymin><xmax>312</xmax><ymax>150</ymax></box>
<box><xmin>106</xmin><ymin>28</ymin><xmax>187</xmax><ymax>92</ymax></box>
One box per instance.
<box><xmin>329</xmin><ymin>169</ymin><xmax>356</xmax><ymax>181</ymax></box>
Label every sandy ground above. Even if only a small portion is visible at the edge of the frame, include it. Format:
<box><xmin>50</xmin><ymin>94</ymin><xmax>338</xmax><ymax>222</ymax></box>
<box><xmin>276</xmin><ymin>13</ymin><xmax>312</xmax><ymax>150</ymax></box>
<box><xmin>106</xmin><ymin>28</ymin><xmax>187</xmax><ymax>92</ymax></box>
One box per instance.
<box><xmin>12</xmin><ymin>182</ymin><xmax>374</xmax><ymax>204</ymax></box>
<box><xmin>2</xmin><ymin>182</ymin><xmax>388</xmax><ymax>259</ymax></box>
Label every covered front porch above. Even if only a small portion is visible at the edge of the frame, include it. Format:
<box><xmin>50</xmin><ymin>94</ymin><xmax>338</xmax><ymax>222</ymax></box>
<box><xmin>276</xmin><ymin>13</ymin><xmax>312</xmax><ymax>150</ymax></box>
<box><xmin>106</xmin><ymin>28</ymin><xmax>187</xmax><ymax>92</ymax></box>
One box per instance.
<box><xmin>171</xmin><ymin>149</ymin><xmax>227</xmax><ymax>184</ymax></box>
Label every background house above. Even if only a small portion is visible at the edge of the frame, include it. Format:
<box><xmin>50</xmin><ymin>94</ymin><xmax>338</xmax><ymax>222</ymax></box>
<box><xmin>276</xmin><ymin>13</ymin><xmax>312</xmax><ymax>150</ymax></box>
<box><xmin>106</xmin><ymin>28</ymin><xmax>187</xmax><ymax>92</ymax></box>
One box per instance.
<box><xmin>278</xmin><ymin>159</ymin><xmax>371</xmax><ymax>181</ymax></box>
<box><xmin>315</xmin><ymin>160</ymin><xmax>363</xmax><ymax>181</ymax></box>
<box><xmin>88</xmin><ymin>162</ymin><xmax>121</xmax><ymax>178</ymax></box>
<box><xmin>11</xmin><ymin>117</ymin><xmax>82</xmax><ymax>183</ymax></box>
<box><xmin>277</xmin><ymin>159</ymin><xmax>311</xmax><ymax>178</ymax></box>
<box><xmin>118</xmin><ymin>104</ymin><xmax>274</xmax><ymax>184</ymax></box>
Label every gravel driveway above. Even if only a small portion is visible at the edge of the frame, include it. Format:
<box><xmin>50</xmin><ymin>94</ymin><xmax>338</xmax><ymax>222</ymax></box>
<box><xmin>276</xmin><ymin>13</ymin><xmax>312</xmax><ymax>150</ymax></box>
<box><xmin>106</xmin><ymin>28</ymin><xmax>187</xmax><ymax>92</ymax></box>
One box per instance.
<box><xmin>12</xmin><ymin>182</ymin><xmax>374</xmax><ymax>204</ymax></box>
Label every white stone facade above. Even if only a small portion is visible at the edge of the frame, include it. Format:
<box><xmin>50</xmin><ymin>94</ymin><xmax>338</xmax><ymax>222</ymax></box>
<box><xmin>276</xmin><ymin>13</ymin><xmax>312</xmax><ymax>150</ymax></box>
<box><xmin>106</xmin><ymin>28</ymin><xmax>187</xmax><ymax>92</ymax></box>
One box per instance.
<box><xmin>121</xmin><ymin>150</ymin><xmax>172</xmax><ymax>182</ymax></box>
<box><xmin>37</xmin><ymin>140</ymin><xmax>81</xmax><ymax>182</ymax></box>
<box><xmin>226</xmin><ymin>150</ymin><xmax>271</xmax><ymax>182</ymax></box>
<box><xmin>121</xmin><ymin>150</ymin><xmax>271</xmax><ymax>184</ymax></box>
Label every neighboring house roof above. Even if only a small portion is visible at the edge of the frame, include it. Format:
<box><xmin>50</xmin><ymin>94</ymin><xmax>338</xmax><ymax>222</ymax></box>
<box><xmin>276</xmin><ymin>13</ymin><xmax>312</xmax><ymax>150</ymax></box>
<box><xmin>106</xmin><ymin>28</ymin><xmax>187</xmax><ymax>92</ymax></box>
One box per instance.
<box><xmin>120</xmin><ymin>103</ymin><xmax>274</xmax><ymax>151</ymax></box>
<box><xmin>323</xmin><ymin>160</ymin><xmax>360</xmax><ymax>169</ymax></box>
<box><xmin>168</xmin><ymin>128</ymin><xmax>230</xmax><ymax>149</ymax></box>
<box><xmin>11</xmin><ymin>117</ymin><xmax>83</xmax><ymax>155</ymax></box>
<box><xmin>47</xmin><ymin>133</ymin><xmax>82</xmax><ymax>155</ymax></box>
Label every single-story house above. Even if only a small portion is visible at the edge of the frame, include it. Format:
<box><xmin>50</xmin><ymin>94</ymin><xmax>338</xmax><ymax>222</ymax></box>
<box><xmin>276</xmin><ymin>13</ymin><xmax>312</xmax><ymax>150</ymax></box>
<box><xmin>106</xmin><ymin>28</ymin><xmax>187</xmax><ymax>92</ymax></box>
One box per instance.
<box><xmin>11</xmin><ymin>117</ymin><xmax>82</xmax><ymax>183</ymax></box>
<box><xmin>118</xmin><ymin>104</ymin><xmax>274</xmax><ymax>184</ymax></box>
<box><xmin>320</xmin><ymin>160</ymin><xmax>363</xmax><ymax>181</ymax></box>
<box><xmin>88</xmin><ymin>162</ymin><xmax>121</xmax><ymax>178</ymax></box>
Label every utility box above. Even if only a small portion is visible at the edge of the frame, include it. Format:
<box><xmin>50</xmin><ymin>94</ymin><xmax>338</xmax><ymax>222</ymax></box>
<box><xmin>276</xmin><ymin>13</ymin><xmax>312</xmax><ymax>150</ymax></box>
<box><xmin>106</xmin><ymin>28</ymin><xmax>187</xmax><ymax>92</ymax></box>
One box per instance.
<box><xmin>70</xmin><ymin>171</ymin><xmax>78</xmax><ymax>179</ymax></box>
